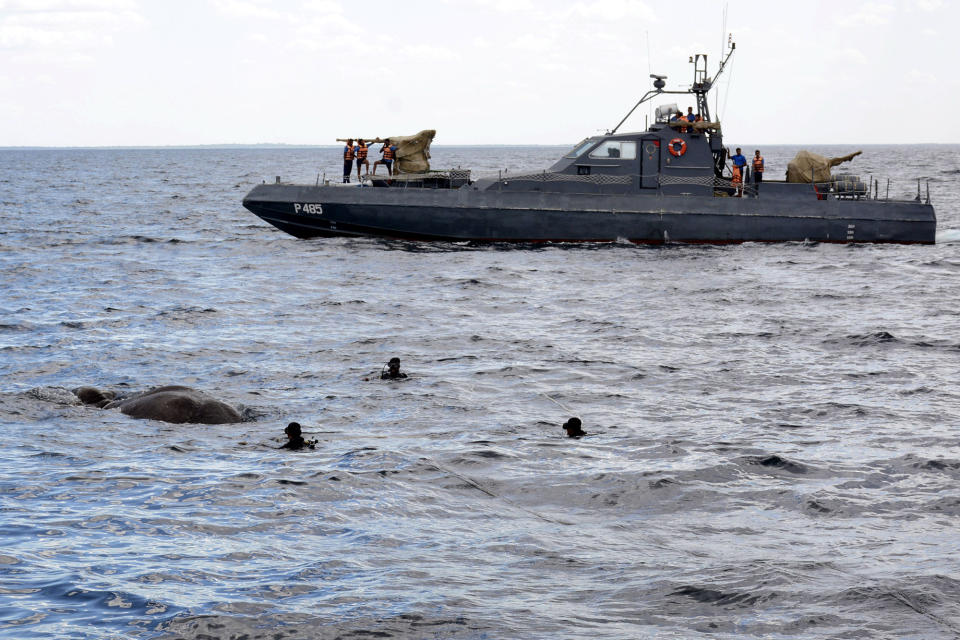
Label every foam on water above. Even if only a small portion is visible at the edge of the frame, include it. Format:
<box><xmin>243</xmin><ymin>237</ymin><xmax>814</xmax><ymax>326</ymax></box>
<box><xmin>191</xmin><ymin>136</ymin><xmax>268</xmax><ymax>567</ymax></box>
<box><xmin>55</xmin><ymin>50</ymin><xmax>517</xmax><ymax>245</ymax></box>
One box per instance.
<box><xmin>936</xmin><ymin>228</ymin><xmax>960</xmax><ymax>243</ymax></box>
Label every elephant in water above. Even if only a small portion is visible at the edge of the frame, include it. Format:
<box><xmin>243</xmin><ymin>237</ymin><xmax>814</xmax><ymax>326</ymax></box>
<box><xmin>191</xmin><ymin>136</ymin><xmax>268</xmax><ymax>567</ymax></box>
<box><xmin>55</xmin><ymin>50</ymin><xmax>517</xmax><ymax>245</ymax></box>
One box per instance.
<box><xmin>73</xmin><ymin>385</ymin><xmax>117</xmax><ymax>408</ymax></box>
<box><xmin>74</xmin><ymin>385</ymin><xmax>242</xmax><ymax>424</ymax></box>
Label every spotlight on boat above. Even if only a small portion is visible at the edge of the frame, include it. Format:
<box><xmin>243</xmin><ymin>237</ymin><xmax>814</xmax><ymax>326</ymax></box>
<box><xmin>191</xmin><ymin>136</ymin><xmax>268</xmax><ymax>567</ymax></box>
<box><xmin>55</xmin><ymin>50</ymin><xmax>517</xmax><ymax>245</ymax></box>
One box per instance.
<box><xmin>650</xmin><ymin>74</ymin><xmax>666</xmax><ymax>90</ymax></box>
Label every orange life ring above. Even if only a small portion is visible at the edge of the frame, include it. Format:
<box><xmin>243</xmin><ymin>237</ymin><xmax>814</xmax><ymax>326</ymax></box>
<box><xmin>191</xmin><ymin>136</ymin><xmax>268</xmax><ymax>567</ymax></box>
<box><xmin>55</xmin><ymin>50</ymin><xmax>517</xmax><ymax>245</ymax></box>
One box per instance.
<box><xmin>668</xmin><ymin>138</ymin><xmax>687</xmax><ymax>157</ymax></box>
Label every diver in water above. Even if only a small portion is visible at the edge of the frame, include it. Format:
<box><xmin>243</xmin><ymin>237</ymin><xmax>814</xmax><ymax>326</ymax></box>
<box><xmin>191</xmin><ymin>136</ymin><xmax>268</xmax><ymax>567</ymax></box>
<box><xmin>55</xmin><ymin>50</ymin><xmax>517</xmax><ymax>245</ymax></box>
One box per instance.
<box><xmin>280</xmin><ymin>422</ymin><xmax>315</xmax><ymax>450</ymax></box>
<box><xmin>380</xmin><ymin>357</ymin><xmax>408</xmax><ymax>380</ymax></box>
<box><xmin>562</xmin><ymin>417</ymin><xmax>586</xmax><ymax>438</ymax></box>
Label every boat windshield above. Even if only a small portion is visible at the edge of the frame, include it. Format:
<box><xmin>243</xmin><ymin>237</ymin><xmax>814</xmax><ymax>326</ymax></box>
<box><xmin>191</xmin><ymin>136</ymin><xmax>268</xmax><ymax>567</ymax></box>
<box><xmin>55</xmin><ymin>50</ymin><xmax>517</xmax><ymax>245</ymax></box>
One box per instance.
<box><xmin>565</xmin><ymin>139</ymin><xmax>596</xmax><ymax>158</ymax></box>
<box><xmin>589</xmin><ymin>140</ymin><xmax>637</xmax><ymax>160</ymax></box>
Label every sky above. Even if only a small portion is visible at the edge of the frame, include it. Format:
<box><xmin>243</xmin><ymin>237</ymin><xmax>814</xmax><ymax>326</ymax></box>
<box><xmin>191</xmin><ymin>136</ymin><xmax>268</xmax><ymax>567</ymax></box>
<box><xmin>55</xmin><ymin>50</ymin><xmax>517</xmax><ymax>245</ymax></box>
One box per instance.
<box><xmin>0</xmin><ymin>0</ymin><xmax>957</xmax><ymax>147</ymax></box>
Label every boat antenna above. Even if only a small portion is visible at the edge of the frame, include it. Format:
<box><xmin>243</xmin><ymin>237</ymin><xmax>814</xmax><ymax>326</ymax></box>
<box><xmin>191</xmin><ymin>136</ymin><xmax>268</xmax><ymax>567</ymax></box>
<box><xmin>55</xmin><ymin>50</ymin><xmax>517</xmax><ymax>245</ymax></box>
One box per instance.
<box><xmin>719</xmin><ymin>36</ymin><xmax>735</xmax><ymax>121</ymax></box>
<box><xmin>647</xmin><ymin>30</ymin><xmax>654</xmax><ymax>123</ymax></box>
<box><xmin>717</xmin><ymin>2</ymin><xmax>729</xmax><ymax>117</ymax></box>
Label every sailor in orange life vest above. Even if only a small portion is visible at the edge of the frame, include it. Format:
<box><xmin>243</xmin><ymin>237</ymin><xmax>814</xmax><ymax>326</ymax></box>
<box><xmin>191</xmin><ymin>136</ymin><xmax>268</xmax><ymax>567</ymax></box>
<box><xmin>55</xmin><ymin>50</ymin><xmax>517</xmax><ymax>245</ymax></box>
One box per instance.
<box><xmin>372</xmin><ymin>139</ymin><xmax>398</xmax><ymax>176</ymax></box>
<box><xmin>731</xmin><ymin>164</ymin><xmax>743</xmax><ymax>196</ymax></box>
<box><xmin>354</xmin><ymin>139</ymin><xmax>370</xmax><ymax>181</ymax></box>
<box><xmin>729</xmin><ymin>147</ymin><xmax>747</xmax><ymax>196</ymax></box>
<box><xmin>672</xmin><ymin>110</ymin><xmax>688</xmax><ymax>134</ymax></box>
<box><xmin>752</xmin><ymin>150</ymin><xmax>764</xmax><ymax>189</ymax></box>
<box><xmin>342</xmin><ymin>138</ymin><xmax>355</xmax><ymax>183</ymax></box>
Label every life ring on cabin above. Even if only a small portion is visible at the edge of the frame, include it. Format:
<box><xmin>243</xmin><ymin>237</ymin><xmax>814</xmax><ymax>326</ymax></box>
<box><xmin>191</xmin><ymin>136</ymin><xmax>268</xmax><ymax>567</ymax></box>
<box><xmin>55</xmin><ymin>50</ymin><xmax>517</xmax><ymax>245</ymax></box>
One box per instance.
<box><xmin>668</xmin><ymin>138</ymin><xmax>687</xmax><ymax>157</ymax></box>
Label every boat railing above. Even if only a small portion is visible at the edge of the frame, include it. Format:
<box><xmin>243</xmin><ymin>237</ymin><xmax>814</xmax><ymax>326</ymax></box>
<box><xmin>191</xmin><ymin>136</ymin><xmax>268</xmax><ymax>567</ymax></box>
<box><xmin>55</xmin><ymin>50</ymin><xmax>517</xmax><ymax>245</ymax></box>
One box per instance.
<box><xmin>477</xmin><ymin>170</ymin><xmax>931</xmax><ymax>204</ymax></box>
<box><xmin>377</xmin><ymin>168</ymin><xmax>472</xmax><ymax>189</ymax></box>
<box><xmin>815</xmin><ymin>176</ymin><xmax>932</xmax><ymax>204</ymax></box>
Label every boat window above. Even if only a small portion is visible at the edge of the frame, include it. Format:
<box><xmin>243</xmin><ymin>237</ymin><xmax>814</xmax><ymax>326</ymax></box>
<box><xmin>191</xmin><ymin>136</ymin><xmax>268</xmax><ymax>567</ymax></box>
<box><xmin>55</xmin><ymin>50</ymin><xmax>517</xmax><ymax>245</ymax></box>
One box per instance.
<box><xmin>588</xmin><ymin>140</ymin><xmax>637</xmax><ymax>160</ymax></box>
<box><xmin>565</xmin><ymin>139</ymin><xmax>596</xmax><ymax>158</ymax></box>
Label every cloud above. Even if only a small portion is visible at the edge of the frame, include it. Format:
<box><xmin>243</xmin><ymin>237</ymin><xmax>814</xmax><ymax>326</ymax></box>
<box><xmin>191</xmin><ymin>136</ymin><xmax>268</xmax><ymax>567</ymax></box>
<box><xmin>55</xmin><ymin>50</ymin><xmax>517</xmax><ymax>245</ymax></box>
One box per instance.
<box><xmin>447</xmin><ymin>0</ymin><xmax>536</xmax><ymax>13</ymax></box>
<box><xmin>0</xmin><ymin>1</ymin><xmax>144</xmax><ymax>51</ymax></box>
<box><xmin>302</xmin><ymin>0</ymin><xmax>345</xmax><ymax>11</ymax></box>
<box><xmin>0</xmin><ymin>98</ymin><xmax>26</xmax><ymax>119</ymax></box>
<box><xmin>916</xmin><ymin>0</ymin><xmax>943</xmax><ymax>10</ymax></box>
<box><xmin>284</xmin><ymin>0</ymin><xmax>369</xmax><ymax>54</ymax></box>
<box><xmin>512</xmin><ymin>33</ymin><xmax>556</xmax><ymax>53</ymax></box>
<box><xmin>209</xmin><ymin>0</ymin><xmax>286</xmax><ymax>20</ymax></box>
<box><xmin>564</xmin><ymin>0</ymin><xmax>656</xmax><ymax>22</ymax></box>
<box><xmin>838</xmin><ymin>47</ymin><xmax>868</xmax><ymax>65</ymax></box>
<box><xmin>398</xmin><ymin>43</ymin><xmax>461</xmax><ymax>61</ymax></box>
<box><xmin>837</xmin><ymin>2</ymin><xmax>896</xmax><ymax>26</ymax></box>
<box><xmin>0</xmin><ymin>0</ymin><xmax>138</xmax><ymax>8</ymax></box>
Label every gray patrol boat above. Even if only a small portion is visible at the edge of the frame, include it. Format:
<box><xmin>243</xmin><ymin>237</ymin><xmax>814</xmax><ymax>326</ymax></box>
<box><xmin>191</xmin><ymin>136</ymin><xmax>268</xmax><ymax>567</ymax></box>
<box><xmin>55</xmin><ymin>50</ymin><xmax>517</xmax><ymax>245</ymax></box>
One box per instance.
<box><xmin>243</xmin><ymin>44</ymin><xmax>936</xmax><ymax>245</ymax></box>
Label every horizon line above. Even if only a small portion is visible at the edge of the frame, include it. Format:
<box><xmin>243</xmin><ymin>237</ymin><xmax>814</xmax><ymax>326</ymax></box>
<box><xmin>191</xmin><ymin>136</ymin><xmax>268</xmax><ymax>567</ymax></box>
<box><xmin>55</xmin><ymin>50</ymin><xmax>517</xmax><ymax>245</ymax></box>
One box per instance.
<box><xmin>1</xmin><ymin>142</ymin><xmax>954</xmax><ymax>151</ymax></box>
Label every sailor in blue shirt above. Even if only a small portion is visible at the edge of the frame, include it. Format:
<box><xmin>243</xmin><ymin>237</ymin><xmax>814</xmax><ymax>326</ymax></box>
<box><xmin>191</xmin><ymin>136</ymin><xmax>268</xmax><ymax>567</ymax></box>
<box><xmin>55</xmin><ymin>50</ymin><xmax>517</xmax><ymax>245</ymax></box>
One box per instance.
<box><xmin>731</xmin><ymin>147</ymin><xmax>747</xmax><ymax>181</ymax></box>
<box><xmin>731</xmin><ymin>147</ymin><xmax>747</xmax><ymax>170</ymax></box>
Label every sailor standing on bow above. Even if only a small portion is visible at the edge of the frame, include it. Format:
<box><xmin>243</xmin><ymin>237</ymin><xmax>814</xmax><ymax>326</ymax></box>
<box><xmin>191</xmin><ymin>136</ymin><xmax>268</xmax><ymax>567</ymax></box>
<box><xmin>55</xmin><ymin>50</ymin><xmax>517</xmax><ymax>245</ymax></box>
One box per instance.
<box><xmin>355</xmin><ymin>139</ymin><xmax>370</xmax><ymax>181</ymax></box>
<box><xmin>752</xmin><ymin>150</ymin><xmax>765</xmax><ymax>191</ymax></box>
<box><xmin>343</xmin><ymin>138</ymin><xmax>355</xmax><ymax>183</ymax></box>
<box><xmin>730</xmin><ymin>147</ymin><xmax>747</xmax><ymax>196</ymax></box>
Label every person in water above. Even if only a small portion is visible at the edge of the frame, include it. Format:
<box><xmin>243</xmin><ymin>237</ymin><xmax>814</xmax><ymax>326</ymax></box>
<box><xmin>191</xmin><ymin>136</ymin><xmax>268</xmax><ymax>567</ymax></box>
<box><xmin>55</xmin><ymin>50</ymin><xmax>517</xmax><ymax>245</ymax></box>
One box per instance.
<box><xmin>280</xmin><ymin>422</ymin><xmax>314</xmax><ymax>450</ymax></box>
<box><xmin>381</xmin><ymin>357</ymin><xmax>407</xmax><ymax>379</ymax></box>
<box><xmin>563</xmin><ymin>417</ymin><xmax>586</xmax><ymax>438</ymax></box>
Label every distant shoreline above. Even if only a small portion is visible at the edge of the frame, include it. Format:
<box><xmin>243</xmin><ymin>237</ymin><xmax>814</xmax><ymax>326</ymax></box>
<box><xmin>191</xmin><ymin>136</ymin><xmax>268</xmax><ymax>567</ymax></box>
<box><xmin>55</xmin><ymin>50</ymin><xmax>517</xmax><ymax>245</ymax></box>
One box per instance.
<box><xmin>1</xmin><ymin>143</ymin><xmax>954</xmax><ymax>151</ymax></box>
<box><xmin>0</xmin><ymin>144</ymin><xmax>571</xmax><ymax>151</ymax></box>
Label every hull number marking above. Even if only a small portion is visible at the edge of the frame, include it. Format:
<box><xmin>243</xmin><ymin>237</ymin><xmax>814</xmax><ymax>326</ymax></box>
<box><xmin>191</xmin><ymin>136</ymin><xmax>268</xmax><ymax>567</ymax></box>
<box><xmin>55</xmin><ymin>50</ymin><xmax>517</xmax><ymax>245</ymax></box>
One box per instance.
<box><xmin>294</xmin><ymin>203</ymin><xmax>323</xmax><ymax>215</ymax></box>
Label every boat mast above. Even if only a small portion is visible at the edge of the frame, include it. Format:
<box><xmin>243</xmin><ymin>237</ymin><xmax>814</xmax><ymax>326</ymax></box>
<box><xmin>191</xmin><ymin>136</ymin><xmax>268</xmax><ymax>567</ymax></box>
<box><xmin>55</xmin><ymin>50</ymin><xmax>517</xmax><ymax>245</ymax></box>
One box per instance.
<box><xmin>694</xmin><ymin>39</ymin><xmax>736</xmax><ymax>123</ymax></box>
<box><xmin>609</xmin><ymin>39</ymin><xmax>736</xmax><ymax>134</ymax></box>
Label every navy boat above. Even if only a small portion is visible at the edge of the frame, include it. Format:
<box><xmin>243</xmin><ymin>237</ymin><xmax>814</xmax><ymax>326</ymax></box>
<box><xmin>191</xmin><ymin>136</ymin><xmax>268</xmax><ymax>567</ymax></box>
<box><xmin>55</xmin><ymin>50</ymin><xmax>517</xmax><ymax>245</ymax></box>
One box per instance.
<box><xmin>243</xmin><ymin>44</ymin><xmax>936</xmax><ymax>245</ymax></box>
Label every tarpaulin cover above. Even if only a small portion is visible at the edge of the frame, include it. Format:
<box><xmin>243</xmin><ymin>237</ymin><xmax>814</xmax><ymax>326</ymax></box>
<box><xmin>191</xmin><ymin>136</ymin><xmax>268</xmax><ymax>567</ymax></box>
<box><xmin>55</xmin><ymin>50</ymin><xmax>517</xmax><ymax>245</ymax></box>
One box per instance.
<box><xmin>786</xmin><ymin>150</ymin><xmax>862</xmax><ymax>183</ymax></box>
<box><xmin>340</xmin><ymin>130</ymin><xmax>436</xmax><ymax>174</ymax></box>
<box><xmin>389</xmin><ymin>129</ymin><xmax>435</xmax><ymax>174</ymax></box>
<box><xmin>667</xmin><ymin>120</ymin><xmax>721</xmax><ymax>132</ymax></box>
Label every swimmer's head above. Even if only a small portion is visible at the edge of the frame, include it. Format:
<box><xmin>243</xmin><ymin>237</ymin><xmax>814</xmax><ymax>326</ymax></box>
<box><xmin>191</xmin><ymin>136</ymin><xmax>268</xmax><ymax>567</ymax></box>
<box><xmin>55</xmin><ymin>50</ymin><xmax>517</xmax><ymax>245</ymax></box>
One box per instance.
<box><xmin>563</xmin><ymin>417</ymin><xmax>584</xmax><ymax>437</ymax></box>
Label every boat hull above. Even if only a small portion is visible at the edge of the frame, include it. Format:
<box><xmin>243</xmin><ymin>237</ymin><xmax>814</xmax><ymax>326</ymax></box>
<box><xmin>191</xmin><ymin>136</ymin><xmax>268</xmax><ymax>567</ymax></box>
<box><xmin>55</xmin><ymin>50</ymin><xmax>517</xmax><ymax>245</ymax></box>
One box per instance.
<box><xmin>242</xmin><ymin>184</ymin><xmax>937</xmax><ymax>245</ymax></box>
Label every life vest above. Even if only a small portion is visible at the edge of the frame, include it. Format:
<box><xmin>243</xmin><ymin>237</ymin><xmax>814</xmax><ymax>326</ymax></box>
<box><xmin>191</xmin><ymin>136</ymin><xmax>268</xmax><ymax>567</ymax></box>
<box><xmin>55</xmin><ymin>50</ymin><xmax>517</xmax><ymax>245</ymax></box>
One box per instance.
<box><xmin>752</xmin><ymin>156</ymin><xmax>764</xmax><ymax>172</ymax></box>
<box><xmin>383</xmin><ymin>145</ymin><xmax>395</xmax><ymax>160</ymax></box>
<box><xmin>356</xmin><ymin>144</ymin><xmax>368</xmax><ymax>160</ymax></box>
<box><xmin>732</xmin><ymin>165</ymin><xmax>742</xmax><ymax>185</ymax></box>
<box><xmin>344</xmin><ymin>145</ymin><xmax>354</xmax><ymax>161</ymax></box>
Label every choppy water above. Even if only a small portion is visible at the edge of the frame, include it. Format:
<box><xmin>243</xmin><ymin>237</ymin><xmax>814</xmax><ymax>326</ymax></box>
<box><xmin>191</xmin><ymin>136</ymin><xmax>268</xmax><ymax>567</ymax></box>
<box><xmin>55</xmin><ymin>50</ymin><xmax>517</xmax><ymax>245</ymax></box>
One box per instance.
<box><xmin>1</xmin><ymin>144</ymin><xmax>960</xmax><ymax>639</ymax></box>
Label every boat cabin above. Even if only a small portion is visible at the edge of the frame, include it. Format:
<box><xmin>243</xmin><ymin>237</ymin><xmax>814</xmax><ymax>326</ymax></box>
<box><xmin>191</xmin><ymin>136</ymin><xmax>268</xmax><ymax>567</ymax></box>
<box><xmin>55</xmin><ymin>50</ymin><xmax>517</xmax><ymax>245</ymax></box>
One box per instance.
<box><xmin>470</xmin><ymin>50</ymin><xmax>737</xmax><ymax>197</ymax></box>
<box><xmin>471</xmin><ymin>104</ymin><xmax>725</xmax><ymax>197</ymax></box>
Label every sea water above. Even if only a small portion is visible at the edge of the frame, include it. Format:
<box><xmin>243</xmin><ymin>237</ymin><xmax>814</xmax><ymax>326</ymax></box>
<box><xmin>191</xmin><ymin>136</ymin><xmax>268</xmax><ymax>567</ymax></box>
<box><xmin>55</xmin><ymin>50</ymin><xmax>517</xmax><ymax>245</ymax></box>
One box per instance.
<box><xmin>1</xmin><ymin>145</ymin><xmax>959</xmax><ymax>639</ymax></box>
